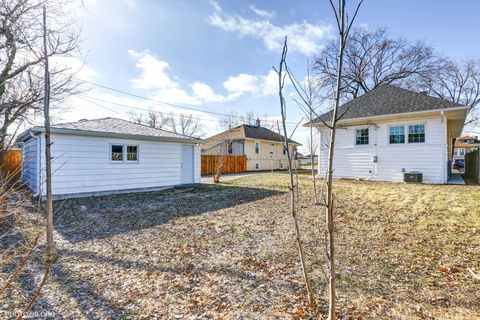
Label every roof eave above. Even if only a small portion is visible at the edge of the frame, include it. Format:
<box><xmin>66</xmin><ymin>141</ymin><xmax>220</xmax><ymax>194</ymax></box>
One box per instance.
<box><xmin>311</xmin><ymin>105</ymin><xmax>469</xmax><ymax>127</ymax></box>
<box><xmin>25</xmin><ymin>127</ymin><xmax>204</xmax><ymax>144</ymax></box>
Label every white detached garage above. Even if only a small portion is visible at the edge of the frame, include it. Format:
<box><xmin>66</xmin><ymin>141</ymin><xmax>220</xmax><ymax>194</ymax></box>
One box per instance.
<box><xmin>17</xmin><ymin>118</ymin><xmax>203</xmax><ymax>198</ymax></box>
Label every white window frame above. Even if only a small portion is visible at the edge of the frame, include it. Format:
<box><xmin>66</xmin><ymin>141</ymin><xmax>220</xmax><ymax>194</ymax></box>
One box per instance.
<box><xmin>109</xmin><ymin>143</ymin><xmax>140</xmax><ymax>163</ymax></box>
<box><xmin>110</xmin><ymin>144</ymin><xmax>124</xmax><ymax>163</ymax></box>
<box><xmin>407</xmin><ymin>124</ymin><xmax>426</xmax><ymax>144</ymax></box>
<box><xmin>389</xmin><ymin>126</ymin><xmax>405</xmax><ymax>144</ymax></box>
<box><xmin>354</xmin><ymin>127</ymin><xmax>369</xmax><ymax>146</ymax></box>
<box><xmin>255</xmin><ymin>162</ymin><xmax>260</xmax><ymax>170</ymax></box>
<box><xmin>254</xmin><ymin>141</ymin><xmax>260</xmax><ymax>154</ymax></box>
<box><xmin>126</xmin><ymin>145</ymin><xmax>140</xmax><ymax>163</ymax></box>
<box><xmin>385</xmin><ymin>123</ymin><xmax>427</xmax><ymax>145</ymax></box>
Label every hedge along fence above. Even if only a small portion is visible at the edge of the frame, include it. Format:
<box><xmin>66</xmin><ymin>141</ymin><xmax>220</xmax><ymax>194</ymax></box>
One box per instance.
<box><xmin>201</xmin><ymin>155</ymin><xmax>247</xmax><ymax>175</ymax></box>
<box><xmin>1</xmin><ymin>149</ymin><xmax>22</xmax><ymax>183</ymax></box>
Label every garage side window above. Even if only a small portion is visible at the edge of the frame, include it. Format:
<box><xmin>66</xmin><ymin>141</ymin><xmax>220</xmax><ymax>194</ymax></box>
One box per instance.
<box><xmin>127</xmin><ymin>146</ymin><xmax>138</xmax><ymax>161</ymax></box>
<box><xmin>111</xmin><ymin>145</ymin><xmax>123</xmax><ymax>161</ymax></box>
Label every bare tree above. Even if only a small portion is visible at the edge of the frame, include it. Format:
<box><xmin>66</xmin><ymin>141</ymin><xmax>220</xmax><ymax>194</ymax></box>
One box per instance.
<box><xmin>0</xmin><ymin>0</ymin><xmax>81</xmax><ymax>167</ymax></box>
<box><xmin>275</xmin><ymin>37</ymin><xmax>315</xmax><ymax>306</ymax></box>
<box><xmin>420</xmin><ymin>59</ymin><xmax>480</xmax><ymax>125</ymax></box>
<box><xmin>129</xmin><ymin>111</ymin><xmax>202</xmax><ymax>137</ymax></box>
<box><xmin>287</xmin><ymin>61</ymin><xmax>323</xmax><ymax>204</ymax></box>
<box><xmin>313</xmin><ymin>27</ymin><xmax>437</xmax><ymax>102</ymax></box>
<box><xmin>42</xmin><ymin>5</ymin><xmax>55</xmax><ymax>258</ymax></box>
<box><xmin>323</xmin><ymin>1</ymin><xmax>364</xmax><ymax>319</ymax></box>
<box><xmin>165</xmin><ymin>113</ymin><xmax>203</xmax><ymax>137</ymax></box>
<box><xmin>220</xmin><ymin>110</ymin><xmax>276</xmax><ymax>130</ymax></box>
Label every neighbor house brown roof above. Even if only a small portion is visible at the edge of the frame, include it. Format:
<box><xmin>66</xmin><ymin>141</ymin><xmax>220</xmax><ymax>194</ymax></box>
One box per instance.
<box><xmin>308</xmin><ymin>84</ymin><xmax>464</xmax><ymax>125</ymax></box>
<box><xmin>203</xmin><ymin>124</ymin><xmax>301</xmax><ymax>150</ymax></box>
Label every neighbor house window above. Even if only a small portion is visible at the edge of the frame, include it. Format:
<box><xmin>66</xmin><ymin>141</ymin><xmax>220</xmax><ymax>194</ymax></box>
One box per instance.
<box><xmin>408</xmin><ymin>124</ymin><xmax>425</xmax><ymax>143</ymax></box>
<box><xmin>389</xmin><ymin>126</ymin><xmax>405</xmax><ymax>144</ymax></box>
<box><xmin>255</xmin><ymin>162</ymin><xmax>260</xmax><ymax>169</ymax></box>
<box><xmin>355</xmin><ymin>128</ymin><xmax>369</xmax><ymax>145</ymax></box>
<box><xmin>111</xmin><ymin>145</ymin><xmax>123</xmax><ymax>161</ymax></box>
<box><xmin>126</xmin><ymin>145</ymin><xmax>138</xmax><ymax>161</ymax></box>
<box><xmin>255</xmin><ymin>141</ymin><xmax>260</xmax><ymax>154</ymax></box>
<box><xmin>227</xmin><ymin>142</ymin><xmax>233</xmax><ymax>154</ymax></box>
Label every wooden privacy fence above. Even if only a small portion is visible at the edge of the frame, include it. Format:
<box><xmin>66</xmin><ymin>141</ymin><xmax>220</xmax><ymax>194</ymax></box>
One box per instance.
<box><xmin>465</xmin><ymin>150</ymin><xmax>480</xmax><ymax>184</ymax></box>
<box><xmin>201</xmin><ymin>155</ymin><xmax>247</xmax><ymax>175</ymax></box>
<box><xmin>1</xmin><ymin>149</ymin><xmax>22</xmax><ymax>183</ymax></box>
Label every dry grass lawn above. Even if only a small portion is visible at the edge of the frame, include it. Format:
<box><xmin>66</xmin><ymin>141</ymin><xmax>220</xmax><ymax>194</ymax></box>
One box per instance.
<box><xmin>2</xmin><ymin>172</ymin><xmax>479</xmax><ymax>319</ymax></box>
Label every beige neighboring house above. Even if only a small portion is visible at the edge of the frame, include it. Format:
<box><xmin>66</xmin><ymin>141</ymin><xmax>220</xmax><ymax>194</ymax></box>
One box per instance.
<box><xmin>203</xmin><ymin>120</ymin><xmax>301</xmax><ymax>171</ymax></box>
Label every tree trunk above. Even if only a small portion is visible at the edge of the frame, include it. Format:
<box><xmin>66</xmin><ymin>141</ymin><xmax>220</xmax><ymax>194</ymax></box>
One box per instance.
<box><xmin>43</xmin><ymin>6</ymin><xmax>56</xmax><ymax>259</ymax></box>
<box><xmin>277</xmin><ymin>38</ymin><xmax>315</xmax><ymax>306</ymax></box>
<box><xmin>310</xmin><ymin>109</ymin><xmax>318</xmax><ymax>204</ymax></box>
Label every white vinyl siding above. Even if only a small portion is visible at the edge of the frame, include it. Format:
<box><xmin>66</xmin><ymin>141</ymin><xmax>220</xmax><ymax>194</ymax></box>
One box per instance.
<box><xmin>21</xmin><ymin>137</ymin><xmax>38</xmax><ymax>192</ymax></box>
<box><xmin>318</xmin><ymin>116</ymin><xmax>446</xmax><ymax>184</ymax></box>
<box><xmin>25</xmin><ymin>133</ymin><xmax>201</xmax><ymax>197</ymax></box>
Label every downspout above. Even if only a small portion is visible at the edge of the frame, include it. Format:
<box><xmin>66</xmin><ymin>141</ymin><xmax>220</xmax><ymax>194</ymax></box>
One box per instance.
<box><xmin>29</xmin><ymin>131</ymin><xmax>41</xmax><ymax>197</ymax></box>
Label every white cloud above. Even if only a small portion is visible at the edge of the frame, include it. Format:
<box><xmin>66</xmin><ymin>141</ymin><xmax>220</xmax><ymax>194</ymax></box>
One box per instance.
<box><xmin>128</xmin><ymin>50</ymin><xmax>178</xmax><ymax>90</ymax></box>
<box><xmin>50</xmin><ymin>56</ymin><xmax>100</xmax><ymax>82</ymax></box>
<box><xmin>223</xmin><ymin>70</ymin><xmax>279</xmax><ymax>96</ymax></box>
<box><xmin>209</xmin><ymin>2</ymin><xmax>332</xmax><ymax>56</ymax></box>
<box><xmin>249</xmin><ymin>5</ymin><xmax>275</xmax><ymax>19</ymax></box>
<box><xmin>128</xmin><ymin>49</ymin><xmax>236</xmax><ymax>105</ymax></box>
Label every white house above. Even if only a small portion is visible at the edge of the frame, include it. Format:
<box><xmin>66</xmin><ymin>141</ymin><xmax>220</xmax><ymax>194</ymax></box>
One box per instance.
<box><xmin>17</xmin><ymin>118</ymin><xmax>203</xmax><ymax>198</ymax></box>
<box><xmin>311</xmin><ymin>85</ymin><xmax>468</xmax><ymax>184</ymax></box>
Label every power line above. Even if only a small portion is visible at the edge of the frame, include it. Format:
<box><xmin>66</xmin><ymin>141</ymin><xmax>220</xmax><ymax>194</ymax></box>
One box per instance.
<box><xmin>78</xmin><ymin>94</ymin><xmax>303</xmax><ymax>128</ymax></box>
<box><xmin>76</xmin><ymin>78</ymin><xmax>302</xmax><ymax>125</ymax></box>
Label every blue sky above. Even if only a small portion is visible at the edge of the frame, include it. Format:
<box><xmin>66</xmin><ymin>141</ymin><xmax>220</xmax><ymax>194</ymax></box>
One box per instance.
<box><xmin>61</xmin><ymin>0</ymin><xmax>480</xmax><ymax>150</ymax></box>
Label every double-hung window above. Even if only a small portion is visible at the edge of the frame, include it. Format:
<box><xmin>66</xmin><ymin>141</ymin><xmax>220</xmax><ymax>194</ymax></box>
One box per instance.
<box><xmin>355</xmin><ymin>128</ymin><xmax>369</xmax><ymax>145</ymax></box>
<box><xmin>389</xmin><ymin>126</ymin><xmax>405</xmax><ymax>144</ymax></box>
<box><xmin>408</xmin><ymin>124</ymin><xmax>425</xmax><ymax>143</ymax></box>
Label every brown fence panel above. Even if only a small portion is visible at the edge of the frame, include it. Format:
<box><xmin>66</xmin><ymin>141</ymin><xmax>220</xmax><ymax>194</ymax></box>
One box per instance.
<box><xmin>465</xmin><ymin>150</ymin><xmax>480</xmax><ymax>184</ymax></box>
<box><xmin>201</xmin><ymin>155</ymin><xmax>247</xmax><ymax>175</ymax></box>
<box><xmin>2</xmin><ymin>149</ymin><xmax>22</xmax><ymax>183</ymax></box>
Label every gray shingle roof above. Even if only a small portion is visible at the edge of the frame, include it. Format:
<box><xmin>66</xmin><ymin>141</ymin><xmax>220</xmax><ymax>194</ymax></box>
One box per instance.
<box><xmin>18</xmin><ymin>118</ymin><xmax>202</xmax><ymax>143</ymax></box>
<box><xmin>204</xmin><ymin>124</ymin><xmax>301</xmax><ymax>150</ymax></box>
<box><xmin>310</xmin><ymin>84</ymin><xmax>463</xmax><ymax>125</ymax></box>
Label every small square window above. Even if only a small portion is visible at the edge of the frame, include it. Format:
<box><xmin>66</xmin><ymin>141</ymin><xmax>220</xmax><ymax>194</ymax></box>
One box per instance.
<box><xmin>355</xmin><ymin>128</ymin><xmax>369</xmax><ymax>145</ymax></box>
<box><xmin>389</xmin><ymin>126</ymin><xmax>405</xmax><ymax>144</ymax></box>
<box><xmin>227</xmin><ymin>142</ymin><xmax>233</xmax><ymax>154</ymax></box>
<box><xmin>111</xmin><ymin>145</ymin><xmax>123</xmax><ymax>161</ymax></box>
<box><xmin>408</xmin><ymin>125</ymin><xmax>425</xmax><ymax>143</ymax></box>
<box><xmin>127</xmin><ymin>145</ymin><xmax>138</xmax><ymax>161</ymax></box>
<box><xmin>255</xmin><ymin>162</ymin><xmax>260</xmax><ymax>169</ymax></box>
